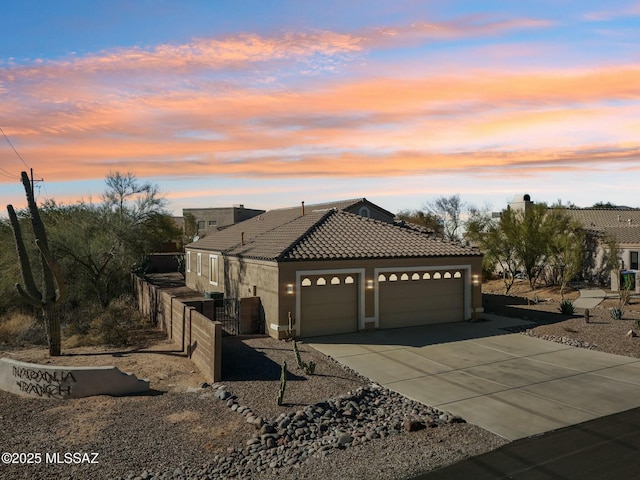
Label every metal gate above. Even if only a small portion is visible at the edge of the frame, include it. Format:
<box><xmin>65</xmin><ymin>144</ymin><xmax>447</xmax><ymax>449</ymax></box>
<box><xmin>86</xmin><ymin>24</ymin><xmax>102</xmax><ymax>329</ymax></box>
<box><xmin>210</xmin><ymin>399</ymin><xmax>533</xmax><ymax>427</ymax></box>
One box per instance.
<box><xmin>214</xmin><ymin>298</ymin><xmax>240</xmax><ymax>336</ymax></box>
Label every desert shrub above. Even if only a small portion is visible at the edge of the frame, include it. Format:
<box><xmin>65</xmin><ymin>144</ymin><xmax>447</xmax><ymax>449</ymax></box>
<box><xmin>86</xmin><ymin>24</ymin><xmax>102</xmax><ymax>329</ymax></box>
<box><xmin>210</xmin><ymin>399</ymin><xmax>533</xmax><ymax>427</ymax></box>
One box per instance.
<box><xmin>559</xmin><ymin>299</ymin><xmax>575</xmax><ymax>315</ymax></box>
<box><xmin>91</xmin><ymin>295</ymin><xmax>147</xmax><ymax>346</ymax></box>
<box><xmin>64</xmin><ymin>302</ymin><xmax>103</xmax><ymax>337</ymax></box>
<box><xmin>63</xmin><ymin>295</ymin><xmax>147</xmax><ymax>347</ymax></box>
<box><xmin>609</xmin><ymin>307</ymin><xmax>624</xmax><ymax>320</ymax></box>
<box><xmin>0</xmin><ymin>310</ymin><xmax>47</xmax><ymax>347</ymax></box>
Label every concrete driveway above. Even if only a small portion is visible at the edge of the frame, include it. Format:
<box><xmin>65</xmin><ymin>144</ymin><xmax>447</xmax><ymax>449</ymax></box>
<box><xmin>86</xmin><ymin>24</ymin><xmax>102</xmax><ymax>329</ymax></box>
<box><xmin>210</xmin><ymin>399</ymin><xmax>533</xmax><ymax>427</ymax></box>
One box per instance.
<box><xmin>308</xmin><ymin>314</ymin><xmax>640</xmax><ymax>441</ymax></box>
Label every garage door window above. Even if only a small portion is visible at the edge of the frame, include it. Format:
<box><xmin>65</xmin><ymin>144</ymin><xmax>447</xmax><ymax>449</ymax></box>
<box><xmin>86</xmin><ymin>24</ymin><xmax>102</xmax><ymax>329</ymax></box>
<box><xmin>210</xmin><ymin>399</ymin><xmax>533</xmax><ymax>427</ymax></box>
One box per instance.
<box><xmin>423</xmin><ymin>273</ymin><xmax>430</xmax><ymax>279</ymax></box>
<box><xmin>301</xmin><ymin>278</ymin><xmax>312</xmax><ymax>286</ymax></box>
<box><xmin>378</xmin><ymin>274</ymin><xmax>386</xmax><ymax>282</ymax></box>
<box><xmin>454</xmin><ymin>271</ymin><xmax>462</xmax><ymax>278</ymax></box>
<box><xmin>389</xmin><ymin>274</ymin><xmax>398</xmax><ymax>281</ymax></box>
<box><xmin>400</xmin><ymin>273</ymin><xmax>409</xmax><ymax>281</ymax></box>
<box><xmin>433</xmin><ymin>272</ymin><xmax>441</xmax><ymax>279</ymax></box>
<box><xmin>316</xmin><ymin>277</ymin><xmax>327</xmax><ymax>286</ymax></box>
<box><xmin>331</xmin><ymin>276</ymin><xmax>341</xmax><ymax>285</ymax></box>
<box><xmin>411</xmin><ymin>273</ymin><xmax>420</xmax><ymax>280</ymax></box>
<box><xmin>345</xmin><ymin>276</ymin><xmax>355</xmax><ymax>284</ymax></box>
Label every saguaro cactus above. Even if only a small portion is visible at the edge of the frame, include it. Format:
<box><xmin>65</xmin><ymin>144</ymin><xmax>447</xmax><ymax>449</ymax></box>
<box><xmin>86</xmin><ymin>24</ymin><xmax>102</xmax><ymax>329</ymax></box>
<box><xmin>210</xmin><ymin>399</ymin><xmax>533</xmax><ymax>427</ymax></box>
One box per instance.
<box><xmin>7</xmin><ymin>171</ymin><xmax>67</xmax><ymax>356</ymax></box>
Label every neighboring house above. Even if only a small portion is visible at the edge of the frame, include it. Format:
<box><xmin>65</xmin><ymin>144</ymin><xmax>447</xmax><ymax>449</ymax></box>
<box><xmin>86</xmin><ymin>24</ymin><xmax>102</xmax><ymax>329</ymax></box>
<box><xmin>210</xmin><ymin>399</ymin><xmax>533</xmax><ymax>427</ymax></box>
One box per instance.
<box><xmin>507</xmin><ymin>194</ymin><xmax>640</xmax><ymax>288</ymax></box>
<box><xmin>561</xmin><ymin>208</ymin><xmax>640</xmax><ymax>289</ymax></box>
<box><xmin>185</xmin><ymin>198</ymin><xmax>483</xmax><ymax>339</ymax></box>
<box><xmin>182</xmin><ymin>205</ymin><xmax>266</xmax><ymax>237</ymax></box>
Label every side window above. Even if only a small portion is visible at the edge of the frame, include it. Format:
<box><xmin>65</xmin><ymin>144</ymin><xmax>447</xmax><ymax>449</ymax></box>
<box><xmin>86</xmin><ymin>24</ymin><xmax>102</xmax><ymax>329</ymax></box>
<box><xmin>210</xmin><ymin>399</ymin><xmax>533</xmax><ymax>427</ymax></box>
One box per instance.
<box><xmin>632</xmin><ymin>251</ymin><xmax>639</xmax><ymax>270</ymax></box>
<box><xmin>209</xmin><ymin>255</ymin><xmax>218</xmax><ymax>285</ymax></box>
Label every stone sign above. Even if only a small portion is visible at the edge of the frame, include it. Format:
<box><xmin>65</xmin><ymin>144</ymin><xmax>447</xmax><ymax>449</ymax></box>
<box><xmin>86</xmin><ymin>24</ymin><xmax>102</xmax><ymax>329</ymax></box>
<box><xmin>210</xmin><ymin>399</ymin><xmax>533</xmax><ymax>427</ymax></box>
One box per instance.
<box><xmin>0</xmin><ymin>358</ymin><xmax>150</xmax><ymax>399</ymax></box>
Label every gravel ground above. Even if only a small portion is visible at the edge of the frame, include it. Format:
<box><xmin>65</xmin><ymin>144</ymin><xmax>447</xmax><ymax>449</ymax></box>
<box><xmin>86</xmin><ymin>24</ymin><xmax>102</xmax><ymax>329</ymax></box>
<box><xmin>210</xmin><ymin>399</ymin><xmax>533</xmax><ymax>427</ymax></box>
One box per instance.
<box><xmin>0</xmin><ymin>335</ymin><xmax>507</xmax><ymax>480</ymax></box>
<box><xmin>483</xmin><ymin>284</ymin><xmax>640</xmax><ymax>359</ymax></box>
<box><xmin>5</xmin><ymin>282</ymin><xmax>636</xmax><ymax>480</ymax></box>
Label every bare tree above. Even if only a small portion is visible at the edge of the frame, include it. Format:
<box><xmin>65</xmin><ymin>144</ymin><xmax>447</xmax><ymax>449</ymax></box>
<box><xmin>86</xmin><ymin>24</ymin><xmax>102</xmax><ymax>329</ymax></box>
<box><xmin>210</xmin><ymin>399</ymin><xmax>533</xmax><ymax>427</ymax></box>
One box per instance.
<box><xmin>425</xmin><ymin>194</ymin><xmax>465</xmax><ymax>241</ymax></box>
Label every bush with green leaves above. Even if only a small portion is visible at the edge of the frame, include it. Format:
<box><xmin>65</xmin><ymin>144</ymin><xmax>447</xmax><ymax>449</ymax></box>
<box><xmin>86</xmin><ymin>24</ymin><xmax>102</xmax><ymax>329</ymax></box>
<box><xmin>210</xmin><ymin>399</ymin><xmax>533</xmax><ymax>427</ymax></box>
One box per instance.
<box><xmin>609</xmin><ymin>307</ymin><xmax>624</xmax><ymax>320</ymax></box>
<box><xmin>559</xmin><ymin>299</ymin><xmax>575</xmax><ymax>315</ymax></box>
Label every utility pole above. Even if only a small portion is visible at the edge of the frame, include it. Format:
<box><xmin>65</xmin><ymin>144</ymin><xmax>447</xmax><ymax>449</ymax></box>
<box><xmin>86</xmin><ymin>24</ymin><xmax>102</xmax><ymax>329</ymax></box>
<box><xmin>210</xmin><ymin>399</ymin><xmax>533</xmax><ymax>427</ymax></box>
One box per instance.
<box><xmin>30</xmin><ymin>167</ymin><xmax>44</xmax><ymax>193</ymax></box>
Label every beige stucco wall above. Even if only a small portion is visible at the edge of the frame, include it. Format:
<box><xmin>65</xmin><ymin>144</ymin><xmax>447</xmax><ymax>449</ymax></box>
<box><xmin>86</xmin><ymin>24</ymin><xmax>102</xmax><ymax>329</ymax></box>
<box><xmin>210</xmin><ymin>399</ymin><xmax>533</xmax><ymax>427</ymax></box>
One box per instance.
<box><xmin>185</xmin><ymin>248</ymin><xmax>225</xmax><ymax>294</ymax></box>
<box><xmin>277</xmin><ymin>256</ymin><xmax>483</xmax><ymax>339</ymax></box>
<box><xmin>185</xmin><ymin>248</ymin><xmax>483</xmax><ymax>340</ymax></box>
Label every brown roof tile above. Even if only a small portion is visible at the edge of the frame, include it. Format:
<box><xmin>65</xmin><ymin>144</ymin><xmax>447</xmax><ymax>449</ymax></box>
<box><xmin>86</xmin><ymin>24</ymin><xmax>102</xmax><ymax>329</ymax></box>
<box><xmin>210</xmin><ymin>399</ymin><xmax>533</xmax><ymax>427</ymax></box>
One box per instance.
<box><xmin>283</xmin><ymin>211</ymin><xmax>480</xmax><ymax>260</ymax></box>
<box><xmin>187</xmin><ymin>200</ymin><xmax>480</xmax><ymax>261</ymax></box>
<box><xmin>557</xmin><ymin>208</ymin><xmax>640</xmax><ymax>245</ymax></box>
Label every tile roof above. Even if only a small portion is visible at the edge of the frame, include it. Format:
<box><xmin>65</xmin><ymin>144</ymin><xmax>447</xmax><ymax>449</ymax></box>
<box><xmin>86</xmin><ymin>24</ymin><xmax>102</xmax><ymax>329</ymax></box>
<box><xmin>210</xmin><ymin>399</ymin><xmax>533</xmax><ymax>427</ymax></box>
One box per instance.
<box><xmin>186</xmin><ymin>199</ymin><xmax>367</xmax><ymax>253</ymax></box>
<box><xmin>557</xmin><ymin>208</ymin><xmax>640</xmax><ymax>245</ymax></box>
<box><xmin>561</xmin><ymin>208</ymin><xmax>640</xmax><ymax>229</ymax></box>
<box><xmin>602</xmin><ymin>226</ymin><xmax>640</xmax><ymax>246</ymax></box>
<box><xmin>186</xmin><ymin>200</ymin><xmax>480</xmax><ymax>261</ymax></box>
<box><xmin>282</xmin><ymin>211</ymin><xmax>481</xmax><ymax>261</ymax></box>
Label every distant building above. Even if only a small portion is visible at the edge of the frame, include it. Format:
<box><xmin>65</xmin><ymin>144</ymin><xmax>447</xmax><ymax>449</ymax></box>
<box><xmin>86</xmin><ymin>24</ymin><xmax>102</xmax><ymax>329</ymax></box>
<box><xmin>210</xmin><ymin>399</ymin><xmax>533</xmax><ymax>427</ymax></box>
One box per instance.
<box><xmin>181</xmin><ymin>205</ymin><xmax>266</xmax><ymax>237</ymax></box>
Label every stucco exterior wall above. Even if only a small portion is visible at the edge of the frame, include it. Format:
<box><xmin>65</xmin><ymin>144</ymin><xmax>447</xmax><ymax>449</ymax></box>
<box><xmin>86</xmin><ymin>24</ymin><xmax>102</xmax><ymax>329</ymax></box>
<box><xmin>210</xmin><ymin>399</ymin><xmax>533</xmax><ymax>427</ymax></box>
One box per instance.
<box><xmin>185</xmin><ymin>248</ymin><xmax>224</xmax><ymax>294</ymax></box>
<box><xmin>224</xmin><ymin>257</ymin><xmax>279</xmax><ymax>327</ymax></box>
<box><xmin>185</xmin><ymin>248</ymin><xmax>482</xmax><ymax>340</ymax></box>
<box><xmin>276</xmin><ymin>256</ymin><xmax>483</xmax><ymax>339</ymax></box>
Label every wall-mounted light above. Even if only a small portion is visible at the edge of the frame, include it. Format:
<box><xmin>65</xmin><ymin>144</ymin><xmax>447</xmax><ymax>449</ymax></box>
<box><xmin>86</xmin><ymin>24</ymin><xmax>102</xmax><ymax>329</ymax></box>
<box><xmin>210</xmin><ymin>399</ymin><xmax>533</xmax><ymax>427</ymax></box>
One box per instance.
<box><xmin>472</xmin><ymin>274</ymin><xmax>480</xmax><ymax>286</ymax></box>
<box><xmin>366</xmin><ymin>279</ymin><xmax>374</xmax><ymax>289</ymax></box>
<box><xmin>286</xmin><ymin>284</ymin><xmax>294</xmax><ymax>294</ymax></box>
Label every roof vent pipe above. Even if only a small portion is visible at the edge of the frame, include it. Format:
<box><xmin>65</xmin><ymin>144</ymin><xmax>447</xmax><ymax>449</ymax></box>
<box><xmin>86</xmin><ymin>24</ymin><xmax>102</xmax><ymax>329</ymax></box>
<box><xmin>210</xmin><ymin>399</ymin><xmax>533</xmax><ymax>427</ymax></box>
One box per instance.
<box><xmin>629</xmin><ymin>219</ymin><xmax>632</xmax><ymax>226</ymax></box>
<box><xmin>302</xmin><ymin>201</ymin><xmax>305</xmax><ymax>216</ymax></box>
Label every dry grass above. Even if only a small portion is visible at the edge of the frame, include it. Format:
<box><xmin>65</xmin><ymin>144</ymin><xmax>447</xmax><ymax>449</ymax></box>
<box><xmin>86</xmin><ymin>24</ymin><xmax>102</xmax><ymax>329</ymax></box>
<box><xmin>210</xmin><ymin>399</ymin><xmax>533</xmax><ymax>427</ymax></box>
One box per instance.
<box><xmin>0</xmin><ymin>311</ymin><xmax>47</xmax><ymax>347</ymax></box>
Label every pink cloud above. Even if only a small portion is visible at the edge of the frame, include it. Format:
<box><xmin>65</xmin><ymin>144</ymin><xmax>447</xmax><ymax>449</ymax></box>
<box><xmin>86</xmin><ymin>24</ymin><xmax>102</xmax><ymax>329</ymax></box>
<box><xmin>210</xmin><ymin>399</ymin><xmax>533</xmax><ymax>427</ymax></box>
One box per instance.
<box><xmin>1</xmin><ymin>18</ymin><xmax>639</xmax><ymax>190</ymax></box>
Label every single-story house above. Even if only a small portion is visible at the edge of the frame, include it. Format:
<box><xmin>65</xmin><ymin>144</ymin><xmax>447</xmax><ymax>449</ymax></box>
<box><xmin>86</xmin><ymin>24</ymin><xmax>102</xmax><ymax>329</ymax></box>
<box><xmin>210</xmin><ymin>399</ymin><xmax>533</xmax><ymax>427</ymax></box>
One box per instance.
<box><xmin>561</xmin><ymin>208</ymin><xmax>640</xmax><ymax>290</ymax></box>
<box><xmin>185</xmin><ymin>198</ymin><xmax>483</xmax><ymax>339</ymax></box>
<box><xmin>508</xmin><ymin>194</ymin><xmax>640</xmax><ymax>289</ymax></box>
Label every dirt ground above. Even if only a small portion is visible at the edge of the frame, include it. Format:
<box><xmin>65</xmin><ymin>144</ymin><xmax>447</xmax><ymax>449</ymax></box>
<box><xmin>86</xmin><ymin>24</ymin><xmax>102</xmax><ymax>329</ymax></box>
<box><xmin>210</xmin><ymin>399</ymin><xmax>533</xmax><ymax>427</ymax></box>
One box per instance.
<box><xmin>1</xmin><ymin>329</ymin><xmax>207</xmax><ymax>393</ymax></box>
<box><xmin>483</xmin><ymin>278</ymin><xmax>640</xmax><ymax>358</ymax></box>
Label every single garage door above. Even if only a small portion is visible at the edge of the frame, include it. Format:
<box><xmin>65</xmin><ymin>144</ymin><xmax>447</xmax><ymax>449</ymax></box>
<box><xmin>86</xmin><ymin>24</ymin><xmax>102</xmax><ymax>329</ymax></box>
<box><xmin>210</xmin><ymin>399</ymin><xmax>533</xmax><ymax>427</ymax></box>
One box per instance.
<box><xmin>378</xmin><ymin>270</ymin><xmax>464</xmax><ymax>329</ymax></box>
<box><xmin>299</xmin><ymin>274</ymin><xmax>358</xmax><ymax>337</ymax></box>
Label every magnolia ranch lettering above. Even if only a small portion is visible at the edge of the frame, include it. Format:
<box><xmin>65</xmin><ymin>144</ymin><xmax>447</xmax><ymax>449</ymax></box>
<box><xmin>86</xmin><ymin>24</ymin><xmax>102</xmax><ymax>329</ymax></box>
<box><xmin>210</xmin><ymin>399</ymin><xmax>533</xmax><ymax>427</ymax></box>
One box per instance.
<box><xmin>12</xmin><ymin>366</ymin><xmax>76</xmax><ymax>398</ymax></box>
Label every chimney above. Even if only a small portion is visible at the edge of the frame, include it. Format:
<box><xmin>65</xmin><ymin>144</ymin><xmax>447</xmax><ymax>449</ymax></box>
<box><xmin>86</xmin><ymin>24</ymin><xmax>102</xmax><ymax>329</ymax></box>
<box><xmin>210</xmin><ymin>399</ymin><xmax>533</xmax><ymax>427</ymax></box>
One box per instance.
<box><xmin>301</xmin><ymin>201</ymin><xmax>305</xmax><ymax>216</ymax></box>
<box><xmin>241</xmin><ymin>232</ymin><xmax>245</xmax><ymax>246</ymax></box>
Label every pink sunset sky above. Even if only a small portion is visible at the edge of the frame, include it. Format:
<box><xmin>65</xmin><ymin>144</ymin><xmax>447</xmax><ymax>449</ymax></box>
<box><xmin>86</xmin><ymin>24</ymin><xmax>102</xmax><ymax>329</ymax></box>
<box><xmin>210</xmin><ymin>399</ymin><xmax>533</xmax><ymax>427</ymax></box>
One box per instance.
<box><xmin>2</xmin><ymin>1</ymin><xmax>640</xmax><ymax>215</ymax></box>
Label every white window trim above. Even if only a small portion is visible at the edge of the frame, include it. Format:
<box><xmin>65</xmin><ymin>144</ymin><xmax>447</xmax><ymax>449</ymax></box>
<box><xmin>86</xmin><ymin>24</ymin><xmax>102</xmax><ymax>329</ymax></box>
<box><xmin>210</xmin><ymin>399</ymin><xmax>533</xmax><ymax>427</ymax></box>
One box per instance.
<box><xmin>209</xmin><ymin>254</ymin><xmax>219</xmax><ymax>285</ymax></box>
<box><xmin>186</xmin><ymin>251</ymin><xmax>191</xmax><ymax>273</ymax></box>
<box><xmin>196</xmin><ymin>253</ymin><xmax>202</xmax><ymax>276</ymax></box>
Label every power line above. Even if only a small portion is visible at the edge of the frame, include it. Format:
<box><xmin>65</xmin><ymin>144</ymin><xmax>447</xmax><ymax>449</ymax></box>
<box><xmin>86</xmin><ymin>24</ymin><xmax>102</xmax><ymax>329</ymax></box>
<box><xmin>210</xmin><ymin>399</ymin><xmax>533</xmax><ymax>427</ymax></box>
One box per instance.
<box><xmin>0</xmin><ymin>168</ymin><xmax>17</xmax><ymax>180</ymax></box>
<box><xmin>0</xmin><ymin>126</ymin><xmax>30</xmax><ymax>169</ymax></box>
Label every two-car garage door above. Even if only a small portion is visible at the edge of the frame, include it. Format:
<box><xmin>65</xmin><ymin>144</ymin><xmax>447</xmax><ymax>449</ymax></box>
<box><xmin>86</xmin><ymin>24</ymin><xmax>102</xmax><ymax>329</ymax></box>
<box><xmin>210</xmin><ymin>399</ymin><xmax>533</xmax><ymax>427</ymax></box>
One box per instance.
<box><xmin>378</xmin><ymin>271</ymin><xmax>464</xmax><ymax>329</ymax></box>
<box><xmin>298</xmin><ymin>269</ymin><xmax>466</xmax><ymax>337</ymax></box>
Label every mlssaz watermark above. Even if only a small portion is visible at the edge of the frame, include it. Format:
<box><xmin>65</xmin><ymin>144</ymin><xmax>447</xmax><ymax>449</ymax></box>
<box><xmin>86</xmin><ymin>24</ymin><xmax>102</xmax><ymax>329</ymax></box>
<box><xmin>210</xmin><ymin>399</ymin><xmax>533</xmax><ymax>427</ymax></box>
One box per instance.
<box><xmin>1</xmin><ymin>452</ymin><xmax>99</xmax><ymax>465</ymax></box>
